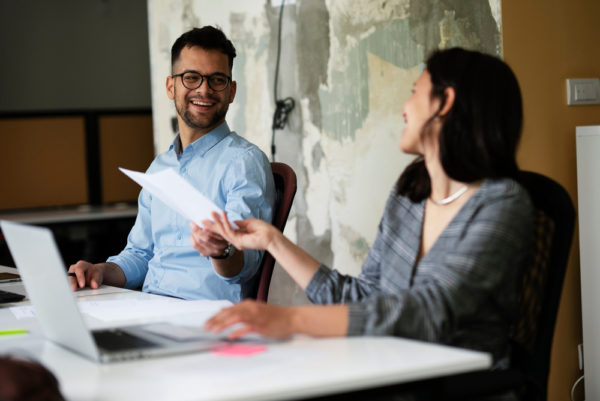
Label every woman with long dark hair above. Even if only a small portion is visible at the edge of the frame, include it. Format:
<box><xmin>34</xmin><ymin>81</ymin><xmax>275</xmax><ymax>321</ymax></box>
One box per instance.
<box><xmin>193</xmin><ymin>48</ymin><xmax>532</xmax><ymax>390</ymax></box>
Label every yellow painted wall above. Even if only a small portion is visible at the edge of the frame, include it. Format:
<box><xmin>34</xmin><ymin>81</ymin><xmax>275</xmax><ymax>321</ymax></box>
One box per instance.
<box><xmin>99</xmin><ymin>115</ymin><xmax>154</xmax><ymax>204</ymax></box>
<box><xmin>0</xmin><ymin>114</ymin><xmax>154</xmax><ymax>210</ymax></box>
<box><xmin>502</xmin><ymin>0</ymin><xmax>600</xmax><ymax>399</ymax></box>
<box><xmin>0</xmin><ymin>117</ymin><xmax>88</xmax><ymax>209</ymax></box>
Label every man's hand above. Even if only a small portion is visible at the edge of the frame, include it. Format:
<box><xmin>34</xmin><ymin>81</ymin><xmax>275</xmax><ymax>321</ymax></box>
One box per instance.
<box><xmin>190</xmin><ymin>223</ymin><xmax>229</xmax><ymax>258</ymax></box>
<box><xmin>201</xmin><ymin>212</ymin><xmax>278</xmax><ymax>252</ymax></box>
<box><xmin>68</xmin><ymin>261</ymin><xmax>125</xmax><ymax>290</ymax></box>
<box><xmin>190</xmin><ymin>222</ymin><xmax>245</xmax><ymax>277</ymax></box>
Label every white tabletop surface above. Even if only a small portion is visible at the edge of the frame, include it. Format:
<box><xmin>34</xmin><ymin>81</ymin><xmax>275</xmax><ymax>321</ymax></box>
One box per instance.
<box><xmin>0</xmin><ymin>265</ymin><xmax>492</xmax><ymax>401</ymax></box>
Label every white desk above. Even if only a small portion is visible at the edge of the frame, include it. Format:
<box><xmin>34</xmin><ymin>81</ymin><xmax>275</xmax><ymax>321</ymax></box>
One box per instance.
<box><xmin>0</xmin><ymin>266</ymin><xmax>492</xmax><ymax>401</ymax></box>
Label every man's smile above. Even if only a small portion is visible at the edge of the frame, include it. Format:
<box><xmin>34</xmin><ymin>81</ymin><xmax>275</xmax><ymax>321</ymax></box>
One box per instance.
<box><xmin>190</xmin><ymin>98</ymin><xmax>216</xmax><ymax>109</ymax></box>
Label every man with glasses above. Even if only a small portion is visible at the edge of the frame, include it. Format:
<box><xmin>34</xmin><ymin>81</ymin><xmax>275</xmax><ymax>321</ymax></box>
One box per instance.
<box><xmin>69</xmin><ymin>26</ymin><xmax>275</xmax><ymax>302</ymax></box>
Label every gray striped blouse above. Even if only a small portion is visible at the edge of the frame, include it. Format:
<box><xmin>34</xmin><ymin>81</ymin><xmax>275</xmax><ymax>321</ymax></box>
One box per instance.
<box><xmin>305</xmin><ymin>178</ymin><xmax>533</xmax><ymax>367</ymax></box>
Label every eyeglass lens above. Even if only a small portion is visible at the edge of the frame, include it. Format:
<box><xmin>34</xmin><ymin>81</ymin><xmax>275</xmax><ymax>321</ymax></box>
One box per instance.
<box><xmin>180</xmin><ymin>72</ymin><xmax>229</xmax><ymax>91</ymax></box>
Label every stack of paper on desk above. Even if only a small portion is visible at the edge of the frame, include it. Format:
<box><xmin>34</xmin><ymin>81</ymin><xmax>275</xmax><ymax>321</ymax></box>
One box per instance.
<box><xmin>119</xmin><ymin>167</ymin><xmax>238</xmax><ymax>229</ymax></box>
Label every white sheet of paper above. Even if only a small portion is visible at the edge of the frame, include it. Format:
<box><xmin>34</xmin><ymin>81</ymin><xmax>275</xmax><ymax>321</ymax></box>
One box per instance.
<box><xmin>119</xmin><ymin>167</ymin><xmax>238</xmax><ymax>229</ymax></box>
<box><xmin>0</xmin><ymin>283</ymin><xmax>125</xmax><ymax>304</ymax></box>
<box><xmin>10</xmin><ymin>298</ymin><xmax>232</xmax><ymax>322</ymax></box>
<box><xmin>74</xmin><ymin>285</ymin><xmax>131</xmax><ymax>297</ymax></box>
<box><xmin>9</xmin><ymin>305</ymin><xmax>35</xmax><ymax>319</ymax></box>
<box><xmin>78</xmin><ymin>298</ymin><xmax>233</xmax><ymax>322</ymax></box>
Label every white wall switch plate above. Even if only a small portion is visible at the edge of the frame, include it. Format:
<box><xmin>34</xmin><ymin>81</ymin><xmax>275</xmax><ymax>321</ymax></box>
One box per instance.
<box><xmin>567</xmin><ymin>78</ymin><xmax>600</xmax><ymax>106</ymax></box>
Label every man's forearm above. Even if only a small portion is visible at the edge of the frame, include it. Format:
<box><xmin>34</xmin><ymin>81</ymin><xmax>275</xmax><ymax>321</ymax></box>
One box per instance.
<box><xmin>211</xmin><ymin>251</ymin><xmax>244</xmax><ymax>277</ymax></box>
<box><xmin>99</xmin><ymin>262</ymin><xmax>127</xmax><ymax>287</ymax></box>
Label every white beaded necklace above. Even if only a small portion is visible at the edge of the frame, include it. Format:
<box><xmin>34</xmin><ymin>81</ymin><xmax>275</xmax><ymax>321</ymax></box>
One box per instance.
<box><xmin>430</xmin><ymin>184</ymin><xmax>470</xmax><ymax>206</ymax></box>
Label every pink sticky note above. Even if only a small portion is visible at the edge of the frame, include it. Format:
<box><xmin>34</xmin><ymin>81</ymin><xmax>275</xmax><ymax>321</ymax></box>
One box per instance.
<box><xmin>211</xmin><ymin>344</ymin><xmax>267</xmax><ymax>357</ymax></box>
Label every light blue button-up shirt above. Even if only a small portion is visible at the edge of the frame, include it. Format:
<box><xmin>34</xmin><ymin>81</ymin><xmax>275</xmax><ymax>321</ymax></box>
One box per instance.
<box><xmin>107</xmin><ymin>122</ymin><xmax>275</xmax><ymax>301</ymax></box>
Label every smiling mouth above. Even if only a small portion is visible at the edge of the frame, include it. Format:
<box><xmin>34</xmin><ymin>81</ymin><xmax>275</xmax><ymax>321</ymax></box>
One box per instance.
<box><xmin>191</xmin><ymin>100</ymin><xmax>214</xmax><ymax>107</ymax></box>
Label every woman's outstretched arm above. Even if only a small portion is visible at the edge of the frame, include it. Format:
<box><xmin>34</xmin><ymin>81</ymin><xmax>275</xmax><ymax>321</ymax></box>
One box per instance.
<box><xmin>199</xmin><ymin>211</ymin><xmax>321</xmax><ymax>290</ymax></box>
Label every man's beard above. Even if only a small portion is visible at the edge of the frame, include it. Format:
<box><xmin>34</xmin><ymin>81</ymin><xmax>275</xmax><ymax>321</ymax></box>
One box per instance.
<box><xmin>175</xmin><ymin>90</ymin><xmax>229</xmax><ymax>131</ymax></box>
<box><xmin>180</xmin><ymin>106</ymin><xmax>227</xmax><ymax>130</ymax></box>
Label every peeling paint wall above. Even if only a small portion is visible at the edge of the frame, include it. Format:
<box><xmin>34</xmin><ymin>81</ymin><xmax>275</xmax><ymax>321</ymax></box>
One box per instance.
<box><xmin>147</xmin><ymin>0</ymin><xmax>501</xmax><ymax>305</ymax></box>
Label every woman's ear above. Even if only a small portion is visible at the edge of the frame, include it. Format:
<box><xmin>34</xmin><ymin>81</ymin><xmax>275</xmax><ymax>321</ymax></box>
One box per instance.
<box><xmin>438</xmin><ymin>87</ymin><xmax>456</xmax><ymax>117</ymax></box>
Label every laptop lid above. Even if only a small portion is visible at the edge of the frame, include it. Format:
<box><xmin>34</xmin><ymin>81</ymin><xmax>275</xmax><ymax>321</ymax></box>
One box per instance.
<box><xmin>0</xmin><ymin>220</ymin><xmax>101</xmax><ymax>361</ymax></box>
<box><xmin>1</xmin><ymin>220</ymin><xmax>230</xmax><ymax>363</ymax></box>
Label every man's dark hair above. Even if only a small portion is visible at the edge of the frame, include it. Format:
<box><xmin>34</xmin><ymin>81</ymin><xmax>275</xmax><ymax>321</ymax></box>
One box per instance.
<box><xmin>396</xmin><ymin>47</ymin><xmax>523</xmax><ymax>201</ymax></box>
<box><xmin>171</xmin><ymin>26</ymin><xmax>236</xmax><ymax>72</ymax></box>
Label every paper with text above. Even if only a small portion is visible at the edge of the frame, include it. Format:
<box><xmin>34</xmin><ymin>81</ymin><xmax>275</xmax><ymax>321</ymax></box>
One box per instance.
<box><xmin>119</xmin><ymin>167</ymin><xmax>238</xmax><ymax>229</ymax></box>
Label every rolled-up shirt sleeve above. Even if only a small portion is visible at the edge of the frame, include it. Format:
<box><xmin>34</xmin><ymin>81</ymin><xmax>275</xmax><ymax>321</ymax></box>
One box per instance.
<box><xmin>107</xmin><ymin>188</ymin><xmax>154</xmax><ymax>289</ymax></box>
<box><xmin>214</xmin><ymin>147</ymin><xmax>275</xmax><ymax>284</ymax></box>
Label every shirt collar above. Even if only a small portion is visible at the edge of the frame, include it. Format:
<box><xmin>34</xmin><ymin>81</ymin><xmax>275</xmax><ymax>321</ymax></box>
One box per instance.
<box><xmin>169</xmin><ymin>122</ymin><xmax>231</xmax><ymax>157</ymax></box>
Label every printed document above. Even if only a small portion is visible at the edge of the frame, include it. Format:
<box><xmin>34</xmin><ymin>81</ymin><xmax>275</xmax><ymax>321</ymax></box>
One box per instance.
<box><xmin>119</xmin><ymin>167</ymin><xmax>238</xmax><ymax>228</ymax></box>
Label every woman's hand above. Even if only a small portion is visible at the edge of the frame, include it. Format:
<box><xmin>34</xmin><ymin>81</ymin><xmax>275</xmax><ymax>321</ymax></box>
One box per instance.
<box><xmin>202</xmin><ymin>211</ymin><xmax>322</xmax><ymax>291</ymax></box>
<box><xmin>205</xmin><ymin>300</ymin><xmax>350</xmax><ymax>340</ymax></box>
<box><xmin>205</xmin><ymin>300</ymin><xmax>296</xmax><ymax>340</ymax></box>
<box><xmin>201</xmin><ymin>211</ymin><xmax>279</xmax><ymax>252</ymax></box>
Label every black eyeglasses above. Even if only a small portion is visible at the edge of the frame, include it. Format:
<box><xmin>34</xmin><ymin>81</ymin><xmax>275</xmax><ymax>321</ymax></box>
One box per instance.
<box><xmin>172</xmin><ymin>71</ymin><xmax>232</xmax><ymax>91</ymax></box>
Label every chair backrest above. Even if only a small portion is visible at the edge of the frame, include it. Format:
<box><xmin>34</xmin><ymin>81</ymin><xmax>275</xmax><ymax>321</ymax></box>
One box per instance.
<box><xmin>252</xmin><ymin>162</ymin><xmax>297</xmax><ymax>301</ymax></box>
<box><xmin>510</xmin><ymin>171</ymin><xmax>576</xmax><ymax>400</ymax></box>
<box><xmin>439</xmin><ymin>171</ymin><xmax>576</xmax><ymax>401</ymax></box>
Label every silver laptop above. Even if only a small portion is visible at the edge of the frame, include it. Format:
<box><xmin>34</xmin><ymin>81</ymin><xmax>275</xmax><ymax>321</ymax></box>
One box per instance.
<box><xmin>1</xmin><ymin>220</ymin><xmax>227</xmax><ymax>363</ymax></box>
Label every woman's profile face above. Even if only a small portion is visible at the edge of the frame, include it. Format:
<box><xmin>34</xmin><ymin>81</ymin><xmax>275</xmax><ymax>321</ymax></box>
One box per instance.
<box><xmin>400</xmin><ymin>70</ymin><xmax>441</xmax><ymax>155</ymax></box>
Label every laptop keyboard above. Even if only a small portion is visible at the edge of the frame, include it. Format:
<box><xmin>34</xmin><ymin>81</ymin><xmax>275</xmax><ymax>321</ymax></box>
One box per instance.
<box><xmin>93</xmin><ymin>329</ymin><xmax>160</xmax><ymax>351</ymax></box>
<box><xmin>0</xmin><ymin>289</ymin><xmax>25</xmax><ymax>303</ymax></box>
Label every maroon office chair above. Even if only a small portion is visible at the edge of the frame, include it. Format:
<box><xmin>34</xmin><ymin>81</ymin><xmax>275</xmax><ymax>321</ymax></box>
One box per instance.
<box><xmin>252</xmin><ymin>162</ymin><xmax>297</xmax><ymax>301</ymax></box>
